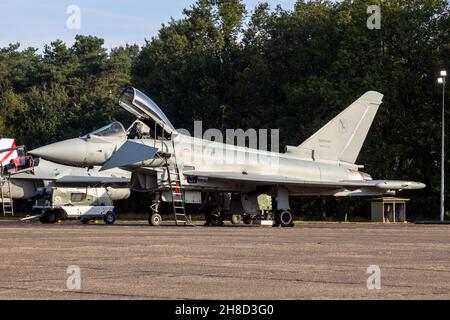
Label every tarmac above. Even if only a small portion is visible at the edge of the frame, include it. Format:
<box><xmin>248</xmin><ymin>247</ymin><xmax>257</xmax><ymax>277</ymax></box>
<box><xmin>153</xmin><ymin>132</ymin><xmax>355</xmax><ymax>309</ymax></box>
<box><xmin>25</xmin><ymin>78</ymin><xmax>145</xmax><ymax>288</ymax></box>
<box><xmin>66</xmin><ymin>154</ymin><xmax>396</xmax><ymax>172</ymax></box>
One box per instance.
<box><xmin>0</xmin><ymin>220</ymin><xmax>449</xmax><ymax>300</ymax></box>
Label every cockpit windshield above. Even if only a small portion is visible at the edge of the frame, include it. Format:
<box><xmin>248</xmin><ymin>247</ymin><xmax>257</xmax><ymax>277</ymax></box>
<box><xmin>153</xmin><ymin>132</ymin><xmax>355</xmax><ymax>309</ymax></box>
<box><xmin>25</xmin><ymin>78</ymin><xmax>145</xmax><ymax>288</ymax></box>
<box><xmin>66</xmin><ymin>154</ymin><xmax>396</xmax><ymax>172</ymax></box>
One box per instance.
<box><xmin>85</xmin><ymin>122</ymin><xmax>126</xmax><ymax>138</ymax></box>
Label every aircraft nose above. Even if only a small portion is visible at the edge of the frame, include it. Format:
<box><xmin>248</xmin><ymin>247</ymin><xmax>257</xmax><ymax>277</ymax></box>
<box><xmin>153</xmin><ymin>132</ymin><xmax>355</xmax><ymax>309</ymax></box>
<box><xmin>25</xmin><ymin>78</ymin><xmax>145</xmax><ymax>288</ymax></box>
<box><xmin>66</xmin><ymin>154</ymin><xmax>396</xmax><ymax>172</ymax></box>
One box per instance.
<box><xmin>30</xmin><ymin>138</ymin><xmax>87</xmax><ymax>166</ymax></box>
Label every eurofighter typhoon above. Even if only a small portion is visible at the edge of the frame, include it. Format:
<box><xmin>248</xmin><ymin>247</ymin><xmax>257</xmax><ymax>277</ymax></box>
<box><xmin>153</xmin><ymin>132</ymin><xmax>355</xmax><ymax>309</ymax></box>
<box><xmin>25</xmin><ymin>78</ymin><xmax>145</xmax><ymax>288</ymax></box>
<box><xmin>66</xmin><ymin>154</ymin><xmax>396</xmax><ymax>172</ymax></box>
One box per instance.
<box><xmin>30</xmin><ymin>87</ymin><xmax>425</xmax><ymax>227</ymax></box>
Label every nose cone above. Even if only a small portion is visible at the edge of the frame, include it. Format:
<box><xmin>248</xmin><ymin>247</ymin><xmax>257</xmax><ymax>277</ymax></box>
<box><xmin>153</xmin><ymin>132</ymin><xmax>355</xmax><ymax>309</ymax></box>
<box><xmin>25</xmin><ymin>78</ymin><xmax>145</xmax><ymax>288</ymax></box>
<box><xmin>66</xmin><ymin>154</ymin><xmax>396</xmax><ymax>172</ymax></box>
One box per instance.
<box><xmin>30</xmin><ymin>138</ymin><xmax>88</xmax><ymax>166</ymax></box>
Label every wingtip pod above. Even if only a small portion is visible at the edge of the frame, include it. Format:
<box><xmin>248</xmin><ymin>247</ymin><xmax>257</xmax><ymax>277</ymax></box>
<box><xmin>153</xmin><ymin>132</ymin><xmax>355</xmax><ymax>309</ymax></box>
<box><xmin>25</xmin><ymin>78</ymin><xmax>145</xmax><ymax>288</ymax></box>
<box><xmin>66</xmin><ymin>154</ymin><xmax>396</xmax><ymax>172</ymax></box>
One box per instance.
<box><xmin>375</xmin><ymin>181</ymin><xmax>426</xmax><ymax>190</ymax></box>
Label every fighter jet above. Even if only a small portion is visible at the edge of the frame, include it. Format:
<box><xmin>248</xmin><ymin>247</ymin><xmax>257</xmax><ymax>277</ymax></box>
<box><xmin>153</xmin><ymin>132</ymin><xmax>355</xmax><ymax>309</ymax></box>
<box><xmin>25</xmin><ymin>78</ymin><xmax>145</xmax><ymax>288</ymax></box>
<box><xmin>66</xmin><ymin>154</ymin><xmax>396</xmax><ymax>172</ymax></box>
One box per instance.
<box><xmin>1</xmin><ymin>138</ymin><xmax>131</xmax><ymax>202</ymax></box>
<box><xmin>30</xmin><ymin>87</ymin><xmax>425</xmax><ymax>227</ymax></box>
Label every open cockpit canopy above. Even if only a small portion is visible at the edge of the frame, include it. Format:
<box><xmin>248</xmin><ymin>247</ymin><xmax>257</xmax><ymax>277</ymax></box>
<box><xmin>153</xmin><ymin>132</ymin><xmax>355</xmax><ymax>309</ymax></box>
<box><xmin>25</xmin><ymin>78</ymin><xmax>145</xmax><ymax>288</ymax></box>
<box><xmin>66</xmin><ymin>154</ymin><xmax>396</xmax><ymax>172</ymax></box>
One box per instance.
<box><xmin>118</xmin><ymin>87</ymin><xmax>176</xmax><ymax>134</ymax></box>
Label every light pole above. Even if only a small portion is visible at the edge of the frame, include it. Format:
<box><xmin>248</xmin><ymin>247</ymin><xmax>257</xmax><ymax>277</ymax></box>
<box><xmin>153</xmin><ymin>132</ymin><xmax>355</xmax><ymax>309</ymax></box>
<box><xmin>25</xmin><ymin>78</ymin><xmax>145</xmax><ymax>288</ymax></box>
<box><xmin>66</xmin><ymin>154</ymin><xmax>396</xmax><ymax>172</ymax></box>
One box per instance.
<box><xmin>438</xmin><ymin>70</ymin><xmax>447</xmax><ymax>222</ymax></box>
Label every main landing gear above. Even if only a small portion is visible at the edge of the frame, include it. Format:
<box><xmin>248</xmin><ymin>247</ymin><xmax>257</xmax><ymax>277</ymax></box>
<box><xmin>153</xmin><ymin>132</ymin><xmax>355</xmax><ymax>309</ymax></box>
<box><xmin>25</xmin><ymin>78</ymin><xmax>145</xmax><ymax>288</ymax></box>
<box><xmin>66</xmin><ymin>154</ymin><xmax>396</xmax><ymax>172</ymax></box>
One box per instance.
<box><xmin>273</xmin><ymin>209</ymin><xmax>294</xmax><ymax>228</ymax></box>
<box><xmin>204</xmin><ymin>209</ymin><xmax>224</xmax><ymax>227</ymax></box>
<box><xmin>271</xmin><ymin>187</ymin><xmax>294</xmax><ymax>228</ymax></box>
<box><xmin>201</xmin><ymin>193</ymin><xmax>224</xmax><ymax>226</ymax></box>
<box><xmin>146</xmin><ymin>189</ymin><xmax>296</xmax><ymax>228</ymax></box>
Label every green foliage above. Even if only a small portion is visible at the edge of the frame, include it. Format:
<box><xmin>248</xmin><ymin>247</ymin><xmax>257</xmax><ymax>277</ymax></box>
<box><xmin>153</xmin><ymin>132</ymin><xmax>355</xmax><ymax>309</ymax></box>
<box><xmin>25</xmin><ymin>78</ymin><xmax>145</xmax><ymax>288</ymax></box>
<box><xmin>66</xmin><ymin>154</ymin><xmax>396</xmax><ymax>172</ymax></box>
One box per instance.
<box><xmin>0</xmin><ymin>35</ymin><xmax>136</xmax><ymax>147</ymax></box>
<box><xmin>1</xmin><ymin>0</ymin><xmax>449</xmax><ymax>217</ymax></box>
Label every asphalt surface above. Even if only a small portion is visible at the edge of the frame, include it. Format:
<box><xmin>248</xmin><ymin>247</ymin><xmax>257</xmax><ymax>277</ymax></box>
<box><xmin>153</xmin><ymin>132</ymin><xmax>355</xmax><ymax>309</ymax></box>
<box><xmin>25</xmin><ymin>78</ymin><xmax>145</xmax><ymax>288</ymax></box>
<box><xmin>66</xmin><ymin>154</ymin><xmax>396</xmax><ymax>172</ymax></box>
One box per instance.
<box><xmin>0</xmin><ymin>220</ymin><xmax>449</xmax><ymax>300</ymax></box>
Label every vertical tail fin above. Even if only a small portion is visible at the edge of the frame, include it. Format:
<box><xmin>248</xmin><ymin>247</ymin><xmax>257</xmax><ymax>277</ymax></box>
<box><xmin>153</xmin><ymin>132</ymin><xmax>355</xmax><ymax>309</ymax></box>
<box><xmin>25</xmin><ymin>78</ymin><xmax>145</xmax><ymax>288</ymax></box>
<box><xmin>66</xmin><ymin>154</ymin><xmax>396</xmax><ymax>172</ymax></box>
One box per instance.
<box><xmin>298</xmin><ymin>91</ymin><xmax>383</xmax><ymax>164</ymax></box>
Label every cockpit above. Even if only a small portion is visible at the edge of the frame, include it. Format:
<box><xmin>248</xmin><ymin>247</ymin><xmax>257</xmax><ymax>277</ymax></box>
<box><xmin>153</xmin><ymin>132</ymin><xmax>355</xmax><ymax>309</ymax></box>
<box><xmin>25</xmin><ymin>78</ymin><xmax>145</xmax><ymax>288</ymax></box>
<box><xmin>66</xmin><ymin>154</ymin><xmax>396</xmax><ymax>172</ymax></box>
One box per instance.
<box><xmin>82</xmin><ymin>87</ymin><xmax>175</xmax><ymax>141</ymax></box>
<box><xmin>84</xmin><ymin>122</ymin><xmax>127</xmax><ymax>138</ymax></box>
<box><xmin>82</xmin><ymin>120</ymin><xmax>154</xmax><ymax>141</ymax></box>
<box><xmin>126</xmin><ymin>120</ymin><xmax>152</xmax><ymax>140</ymax></box>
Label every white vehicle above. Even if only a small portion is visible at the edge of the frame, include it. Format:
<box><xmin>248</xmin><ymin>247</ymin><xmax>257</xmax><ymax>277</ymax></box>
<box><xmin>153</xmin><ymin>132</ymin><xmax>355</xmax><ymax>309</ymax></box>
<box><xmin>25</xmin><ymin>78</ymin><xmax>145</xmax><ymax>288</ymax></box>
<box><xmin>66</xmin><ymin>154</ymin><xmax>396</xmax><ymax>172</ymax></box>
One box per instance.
<box><xmin>32</xmin><ymin>187</ymin><xmax>116</xmax><ymax>224</ymax></box>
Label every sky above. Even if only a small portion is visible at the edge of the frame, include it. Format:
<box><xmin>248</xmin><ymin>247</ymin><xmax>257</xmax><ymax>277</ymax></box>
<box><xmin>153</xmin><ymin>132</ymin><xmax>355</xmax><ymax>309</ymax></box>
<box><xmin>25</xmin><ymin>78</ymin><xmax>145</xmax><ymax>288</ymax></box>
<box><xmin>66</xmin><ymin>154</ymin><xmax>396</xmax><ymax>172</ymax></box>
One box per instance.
<box><xmin>0</xmin><ymin>0</ymin><xmax>298</xmax><ymax>51</ymax></box>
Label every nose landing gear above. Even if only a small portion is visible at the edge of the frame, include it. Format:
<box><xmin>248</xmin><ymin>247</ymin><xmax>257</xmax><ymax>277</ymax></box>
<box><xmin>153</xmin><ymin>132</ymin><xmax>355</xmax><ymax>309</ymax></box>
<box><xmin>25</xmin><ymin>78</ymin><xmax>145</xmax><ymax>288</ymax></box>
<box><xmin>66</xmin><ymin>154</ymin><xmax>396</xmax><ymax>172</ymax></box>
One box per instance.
<box><xmin>149</xmin><ymin>212</ymin><xmax>162</xmax><ymax>226</ymax></box>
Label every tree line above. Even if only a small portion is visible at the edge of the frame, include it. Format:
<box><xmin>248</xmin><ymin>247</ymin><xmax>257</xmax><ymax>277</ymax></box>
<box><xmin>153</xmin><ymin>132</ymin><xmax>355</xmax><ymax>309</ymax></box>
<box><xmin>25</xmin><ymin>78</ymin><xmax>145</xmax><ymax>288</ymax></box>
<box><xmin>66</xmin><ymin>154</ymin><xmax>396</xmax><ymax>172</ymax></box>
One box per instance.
<box><xmin>1</xmin><ymin>0</ymin><xmax>449</xmax><ymax>218</ymax></box>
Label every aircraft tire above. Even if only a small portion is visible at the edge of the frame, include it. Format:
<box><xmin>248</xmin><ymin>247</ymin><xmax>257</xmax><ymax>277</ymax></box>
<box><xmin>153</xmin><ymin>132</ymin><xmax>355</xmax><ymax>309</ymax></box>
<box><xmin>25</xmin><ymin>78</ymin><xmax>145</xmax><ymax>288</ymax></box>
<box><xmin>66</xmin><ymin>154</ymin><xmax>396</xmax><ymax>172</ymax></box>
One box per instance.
<box><xmin>149</xmin><ymin>213</ymin><xmax>162</xmax><ymax>226</ymax></box>
<box><xmin>103</xmin><ymin>211</ymin><xmax>116</xmax><ymax>225</ymax></box>
<box><xmin>243</xmin><ymin>215</ymin><xmax>252</xmax><ymax>225</ymax></box>
<box><xmin>210</xmin><ymin>218</ymin><xmax>224</xmax><ymax>226</ymax></box>
<box><xmin>231</xmin><ymin>214</ymin><xmax>241</xmax><ymax>225</ymax></box>
<box><xmin>46</xmin><ymin>212</ymin><xmax>57</xmax><ymax>224</ymax></box>
<box><xmin>207</xmin><ymin>210</ymin><xmax>223</xmax><ymax>226</ymax></box>
<box><xmin>278</xmin><ymin>210</ymin><xmax>294</xmax><ymax>228</ymax></box>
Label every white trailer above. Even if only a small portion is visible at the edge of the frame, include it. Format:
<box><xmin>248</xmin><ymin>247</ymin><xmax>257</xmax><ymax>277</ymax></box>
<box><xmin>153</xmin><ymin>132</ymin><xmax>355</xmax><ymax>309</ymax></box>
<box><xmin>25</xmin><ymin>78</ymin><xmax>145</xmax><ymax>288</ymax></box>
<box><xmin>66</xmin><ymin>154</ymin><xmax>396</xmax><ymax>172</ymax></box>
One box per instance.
<box><xmin>32</xmin><ymin>187</ymin><xmax>116</xmax><ymax>224</ymax></box>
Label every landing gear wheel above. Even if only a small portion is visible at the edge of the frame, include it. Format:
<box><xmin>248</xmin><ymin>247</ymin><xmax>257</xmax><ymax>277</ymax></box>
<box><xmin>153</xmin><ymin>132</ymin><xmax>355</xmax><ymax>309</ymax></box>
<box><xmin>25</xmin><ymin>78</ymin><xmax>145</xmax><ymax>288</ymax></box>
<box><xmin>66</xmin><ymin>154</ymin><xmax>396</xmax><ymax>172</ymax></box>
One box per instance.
<box><xmin>81</xmin><ymin>219</ymin><xmax>90</xmax><ymax>225</ymax></box>
<box><xmin>231</xmin><ymin>214</ymin><xmax>241</xmax><ymax>225</ymax></box>
<box><xmin>243</xmin><ymin>215</ymin><xmax>252</xmax><ymax>225</ymax></box>
<box><xmin>103</xmin><ymin>211</ymin><xmax>116</xmax><ymax>225</ymax></box>
<box><xmin>277</xmin><ymin>210</ymin><xmax>294</xmax><ymax>228</ymax></box>
<box><xmin>149</xmin><ymin>213</ymin><xmax>162</xmax><ymax>226</ymax></box>
<box><xmin>46</xmin><ymin>212</ymin><xmax>57</xmax><ymax>224</ymax></box>
<box><xmin>205</xmin><ymin>210</ymin><xmax>223</xmax><ymax>226</ymax></box>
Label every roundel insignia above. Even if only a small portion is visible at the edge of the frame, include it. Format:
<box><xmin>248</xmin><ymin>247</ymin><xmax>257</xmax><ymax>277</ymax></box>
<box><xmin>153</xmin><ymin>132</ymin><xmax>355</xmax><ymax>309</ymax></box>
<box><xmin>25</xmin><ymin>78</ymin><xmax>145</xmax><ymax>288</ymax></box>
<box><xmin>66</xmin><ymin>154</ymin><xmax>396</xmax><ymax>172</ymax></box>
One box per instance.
<box><xmin>182</xmin><ymin>147</ymin><xmax>191</xmax><ymax>157</ymax></box>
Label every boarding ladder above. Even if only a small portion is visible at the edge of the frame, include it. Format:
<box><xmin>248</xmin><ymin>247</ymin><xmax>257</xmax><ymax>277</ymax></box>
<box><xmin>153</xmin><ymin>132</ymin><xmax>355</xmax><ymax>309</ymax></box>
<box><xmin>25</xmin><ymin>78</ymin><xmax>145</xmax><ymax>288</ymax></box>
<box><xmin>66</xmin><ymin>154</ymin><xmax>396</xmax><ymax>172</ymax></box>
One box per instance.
<box><xmin>156</xmin><ymin>123</ymin><xmax>189</xmax><ymax>225</ymax></box>
<box><xmin>1</xmin><ymin>175</ymin><xmax>14</xmax><ymax>216</ymax></box>
<box><xmin>165</xmin><ymin>140</ymin><xmax>189</xmax><ymax>225</ymax></box>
